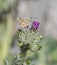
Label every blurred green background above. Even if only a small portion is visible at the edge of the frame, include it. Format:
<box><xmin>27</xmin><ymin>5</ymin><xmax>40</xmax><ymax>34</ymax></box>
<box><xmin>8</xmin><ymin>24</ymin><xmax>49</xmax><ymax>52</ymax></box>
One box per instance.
<box><xmin>0</xmin><ymin>0</ymin><xmax>57</xmax><ymax>65</ymax></box>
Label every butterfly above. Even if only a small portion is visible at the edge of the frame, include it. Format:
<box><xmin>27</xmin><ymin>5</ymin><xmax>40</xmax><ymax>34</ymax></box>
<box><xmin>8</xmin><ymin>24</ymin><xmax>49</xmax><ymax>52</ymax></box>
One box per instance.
<box><xmin>17</xmin><ymin>17</ymin><xmax>30</xmax><ymax>28</ymax></box>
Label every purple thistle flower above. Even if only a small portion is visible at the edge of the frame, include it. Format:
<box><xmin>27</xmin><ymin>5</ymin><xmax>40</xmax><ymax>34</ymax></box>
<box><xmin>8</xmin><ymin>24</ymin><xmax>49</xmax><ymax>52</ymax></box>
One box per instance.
<box><xmin>32</xmin><ymin>21</ymin><xmax>40</xmax><ymax>30</ymax></box>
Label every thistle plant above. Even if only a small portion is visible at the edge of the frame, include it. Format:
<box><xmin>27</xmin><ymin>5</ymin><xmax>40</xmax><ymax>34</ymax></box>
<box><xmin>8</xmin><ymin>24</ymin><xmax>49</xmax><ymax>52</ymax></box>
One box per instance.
<box><xmin>14</xmin><ymin>18</ymin><xmax>42</xmax><ymax>65</ymax></box>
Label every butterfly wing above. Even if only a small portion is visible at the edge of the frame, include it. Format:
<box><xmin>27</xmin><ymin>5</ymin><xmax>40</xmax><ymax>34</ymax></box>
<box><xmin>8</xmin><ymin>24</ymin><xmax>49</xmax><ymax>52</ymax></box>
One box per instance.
<box><xmin>17</xmin><ymin>18</ymin><xmax>30</xmax><ymax>28</ymax></box>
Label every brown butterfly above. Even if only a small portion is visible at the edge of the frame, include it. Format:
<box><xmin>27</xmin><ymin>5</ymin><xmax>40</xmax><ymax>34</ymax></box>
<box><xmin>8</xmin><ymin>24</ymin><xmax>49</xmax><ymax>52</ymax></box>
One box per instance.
<box><xmin>17</xmin><ymin>17</ymin><xmax>30</xmax><ymax>28</ymax></box>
